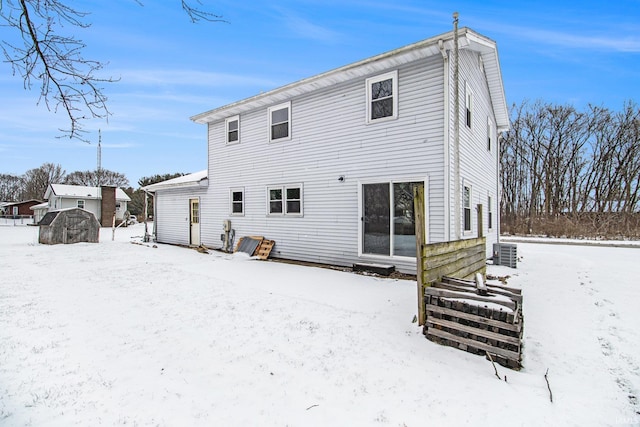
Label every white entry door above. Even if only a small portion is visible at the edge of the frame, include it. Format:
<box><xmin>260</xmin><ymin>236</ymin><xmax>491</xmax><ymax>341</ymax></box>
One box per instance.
<box><xmin>189</xmin><ymin>198</ymin><xmax>200</xmax><ymax>245</ymax></box>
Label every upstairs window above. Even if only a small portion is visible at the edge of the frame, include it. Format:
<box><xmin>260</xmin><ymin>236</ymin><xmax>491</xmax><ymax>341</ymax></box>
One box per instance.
<box><xmin>226</xmin><ymin>116</ymin><xmax>240</xmax><ymax>144</ymax></box>
<box><xmin>487</xmin><ymin>117</ymin><xmax>493</xmax><ymax>151</ymax></box>
<box><xmin>267</xmin><ymin>184</ymin><xmax>303</xmax><ymax>216</ymax></box>
<box><xmin>366</xmin><ymin>70</ymin><xmax>398</xmax><ymax>123</ymax></box>
<box><xmin>465</xmin><ymin>81</ymin><xmax>473</xmax><ymax>128</ymax></box>
<box><xmin>77</xmin><ymin>200</ymin><xmax>85</xmax><ymax>209</ymax></box>
<box><xmin>268</xmin><ymin>102</ymin><xmax>291</xmax><ymax>142</ymax></box>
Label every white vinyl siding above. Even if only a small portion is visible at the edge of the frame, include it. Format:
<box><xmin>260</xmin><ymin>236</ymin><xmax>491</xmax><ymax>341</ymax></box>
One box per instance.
<box><xmin>449</xmin><ymin>49</ymin><xmax>500</xmax><ymax>250</ymax></box>
<box><xmin>153</xmin><ymin>187</ymin><xmax>209</xmax><ymax>246</ymax></box>
<box><xmin>204</xmin><ymin>57</ymin><xmax>444</xmax><ymax>274</ymax></box>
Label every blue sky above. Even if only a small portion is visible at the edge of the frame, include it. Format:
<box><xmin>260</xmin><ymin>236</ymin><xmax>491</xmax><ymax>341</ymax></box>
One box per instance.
<box><xmin>1</xmin><ymin>0</ymin><xmax>639</xmax><ymax>188</ymax></box>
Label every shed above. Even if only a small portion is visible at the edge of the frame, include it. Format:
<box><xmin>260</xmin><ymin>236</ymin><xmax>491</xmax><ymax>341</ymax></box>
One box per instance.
<box><xmin>38</xmin><ymin>208</ymin><xmax>100</xmax><ymax>244</ymax></box>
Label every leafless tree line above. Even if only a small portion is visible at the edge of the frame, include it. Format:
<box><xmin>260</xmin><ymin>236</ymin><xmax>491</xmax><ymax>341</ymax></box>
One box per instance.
<box><xmin>501</xmin><ymin>100</ymin><xmax>640</xmax><ymax>238</ymax></box>
<box><xmin>0</xmin><ymin>163</ymin><xmax>129</xmax><ymax>201</ymax></box>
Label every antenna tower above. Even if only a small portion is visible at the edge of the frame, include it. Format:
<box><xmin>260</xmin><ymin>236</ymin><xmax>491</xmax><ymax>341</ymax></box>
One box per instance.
<box><xmin>97</xmin><ymin>129</ymin><xmax>102</xmax><ymax>171</ymax></box>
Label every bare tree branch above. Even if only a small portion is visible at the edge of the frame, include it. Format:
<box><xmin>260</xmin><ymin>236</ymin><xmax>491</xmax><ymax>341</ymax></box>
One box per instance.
<box><xmin>0</xmin><ymin>0</ymin><xmax>225</xmax><ymax>142</ymax></box>
<box><xmin>1</xmin><ymin>0</ymin><xmax>117</xmax><ymax>141</ymax></box>
<box><xmin>181</xmin><ymin>0</ymin><xmax>227</xmax><ymax>23</ymax></box>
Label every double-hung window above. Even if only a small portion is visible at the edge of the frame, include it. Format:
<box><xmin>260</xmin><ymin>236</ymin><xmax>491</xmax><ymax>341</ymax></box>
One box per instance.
<box><xmin>268</xmin><ymin>102</ymin><xmax>291</xmax><ymax>142</ymax></box>
<box><xmin>463</xmin><ymin>183</ymin><xmax>472</xmax><ymax>233</ymax></box>
<box><xmin>267</xmin><ymin>184</ymin><xmax>303</xmax><ymax>216</ymax></box>
<box><xmin>77</xmin><ymin>200</ymin><xmax>85</xmax><ymax>209</ymax></box>
<box><xmin>230</xmin><ymin>188</ymin><xmax>244</xmax><ymax>215</ymax></box>
<box><xmin>487</xmin><ymin>117</ymin><xmax>493</xmax><ymax>151</ymax></box>
<box><xmin>366</xmin><ymin>70</ymin><xmax>398</xmax><ymax>123</ymax></box>
<box><xmin>465</xmin><ymin>81</ymin><xmax>473</xmax><ymax>128</ymax></box>
<box><xmin>488</xmin><ymin>195</ymin><xmax>493</xmax><ymax>230</ymax></box>
<box><xmin>226</xmin><ymin>115</ymin><xmax>240</xmax><ymax>144</ymax></box>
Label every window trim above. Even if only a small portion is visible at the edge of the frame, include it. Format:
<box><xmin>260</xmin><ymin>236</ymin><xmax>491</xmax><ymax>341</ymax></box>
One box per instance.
<box><xmin>266</xmin><ymin>184</ymin><xmax>303</xmax><ymax>217</ymax></box>
<box><xmin>225</xmin><ymin>115</ymin><xmax>240</xmax><ymax>145</ymax></box>
<box><xmin>230</xmin><ymin>187</ymin><xmax>245</xmax><ymax>216</ymax></box>
<box><xmin>365</xmin><ymin>70</ymin><xmax>399</xmax><ymax>124</ymax></box>
<box><xmin>268</xmin><ymin>102</ymin><xmax>291</xmax><ymax>143</ymax></box>
<box><xmin>463</xmin><ymin>181</ymin><xmax>473</xmax><ymax>234</ymax></box>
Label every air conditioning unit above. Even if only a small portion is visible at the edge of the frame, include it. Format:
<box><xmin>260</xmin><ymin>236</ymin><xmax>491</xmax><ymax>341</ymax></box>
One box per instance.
<box><xmin>493</xmin><ymin>243</ymin><xmax>517</xmax><ymax>268</ymax></box>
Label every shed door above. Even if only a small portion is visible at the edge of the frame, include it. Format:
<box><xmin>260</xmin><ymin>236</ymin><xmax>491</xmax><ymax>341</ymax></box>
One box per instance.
<box><xmin>189</xmin><ymin>198</ymin><xmax>200</xmax><ymax>246</ymax></box>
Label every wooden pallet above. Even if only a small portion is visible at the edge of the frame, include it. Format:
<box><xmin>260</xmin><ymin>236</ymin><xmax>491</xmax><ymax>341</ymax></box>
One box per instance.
<box><xmin>255</xmin><ymin>239</ymin><xmax>275</xmax><ymax>260</ymax></box>
<box><xmin>235</xmin><ymin>236</ymin><xmax>275</xmax><ymax>260</ymax></box>
<box><xmin>424</xmin><ymin>276</ymin><xmax>523</xmax><ymax>370</ymax></box>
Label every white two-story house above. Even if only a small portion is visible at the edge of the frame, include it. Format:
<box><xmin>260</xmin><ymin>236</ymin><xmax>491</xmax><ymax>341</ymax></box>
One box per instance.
<box><xmin>146</xmin><ymin>27</ymin><xmax>509</xmax><ymax>274</ymax></box>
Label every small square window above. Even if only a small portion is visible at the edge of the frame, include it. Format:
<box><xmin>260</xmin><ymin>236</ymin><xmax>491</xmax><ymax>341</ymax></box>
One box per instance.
<box><xmin>366</xmin><ymin>71</ymin><xmax>398</xmax><ymax>124</ymax></box>
<box><xmin>231</xmin><ymin>188</ymin><xmax>244</xmax><ymax>215</ymax></box>
<box><xmin>77</xmin><ymin>200</ymin><xmax>85</xmax><ymax>209</ymax></box>
<box><xmin>268</xmin><ymin>102</ymin><xmax>291</xmax><ymax>142</ymax></box>
<box><xmin>226</xmin><ymin>116</ymin><xmax>240</xmax><ymax>144</ymax></box>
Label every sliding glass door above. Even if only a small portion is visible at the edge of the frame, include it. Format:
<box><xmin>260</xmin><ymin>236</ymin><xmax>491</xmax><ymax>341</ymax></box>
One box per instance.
<box><xmin>362</xmin><ymin>181</ymin><xmax>422</xmax><ymax>257</ymax></box>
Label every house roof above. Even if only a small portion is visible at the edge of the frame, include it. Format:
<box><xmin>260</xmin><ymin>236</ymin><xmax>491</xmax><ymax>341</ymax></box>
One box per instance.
<box><xmin>30</xmin><ymin>202</ymin><xmax>49</xmax><ymax>211</ymax></box>
<box><xmin>2</xmin><ymin>199</ymin><xmax>43</xmax><ymax>206</ymax></box>
<box><xmin>142</xmin><ymin>170</ymin><xmax>208</xmax><ymax>193</ymax></box>
<box><xmin>191</xmin><ymin>27</ymin><xmax>509</xmax><ymax>132</ymax></box>
<box><xmin>45</xmin><ymin>184</ymin><xmax>131</xmax><ymax>201</ymax></box>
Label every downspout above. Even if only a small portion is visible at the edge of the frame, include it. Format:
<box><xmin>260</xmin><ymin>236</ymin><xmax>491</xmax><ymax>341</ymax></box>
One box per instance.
<box><xmin>496</xmin><ymin>130</ymin><xmax>502</xmax><ymax>244</ymax></box>
<box><xmin>439</xmin><ymin>39</ymin><xmax>451</xmax><ymax>241</ymax></box>
<box><xmin>453</xmin><ymin>12</ymin><xmax>461</xmax><ymax>240</ymax></box>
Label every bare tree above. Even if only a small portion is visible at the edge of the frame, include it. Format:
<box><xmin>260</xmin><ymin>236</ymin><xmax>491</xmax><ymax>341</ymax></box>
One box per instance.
<box><xmin>501</xmin><ymin>100</ymin><xmax>640</xmax><ymax>238</ymax></box>
<box><xmin>0</xmin><ymin>173</ymin><xmax>25</xmax><ymax>201</ymax></box>
<box><xmin>0</xmin><ymin>1</ymin><xmax>224</xmax><ymax>141</ymax></box>
<box><xmin>22</xmin><ymin>162</ymin><xmax>66</xmax><ymax>199</ymax></box>
<box><xmin>64</xmin><ymin>169</ymin><xmax>129</xmax><ymax>187</ymax></box>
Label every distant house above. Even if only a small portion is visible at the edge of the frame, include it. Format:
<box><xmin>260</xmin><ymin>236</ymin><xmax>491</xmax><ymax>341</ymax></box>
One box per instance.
<box><xmin>43</xmin><ymin>184</ymin><xmax>131</xmax><ymax>226</ymax></box>
<box><xmin>148</xmin><ymin>27</ymin><xmax>509</xmax><ymax>274</ymax></box>
<box><xmin>0</xmin><ymin>199</ymin><xmax>43</xmax><ymax>218</ymax></box>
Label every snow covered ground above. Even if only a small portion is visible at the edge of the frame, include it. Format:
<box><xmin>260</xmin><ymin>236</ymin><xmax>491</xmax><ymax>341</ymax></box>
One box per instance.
<box><xmin>1</xmin><ymin>223</ymin><xmax>638</xmax><ymax>426</ymax></box>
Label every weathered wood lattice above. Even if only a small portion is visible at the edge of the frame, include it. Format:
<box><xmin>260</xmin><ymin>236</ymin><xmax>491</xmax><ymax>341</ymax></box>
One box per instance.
<box><xmin>424</xmin><ymin>276</ymin><xmax>523</xmax><ymax>369</ymax></box>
